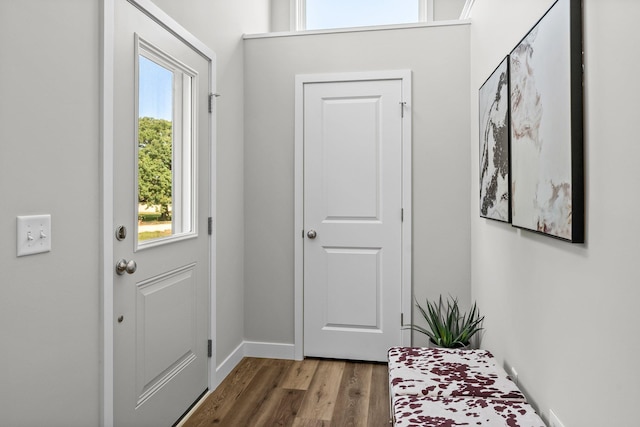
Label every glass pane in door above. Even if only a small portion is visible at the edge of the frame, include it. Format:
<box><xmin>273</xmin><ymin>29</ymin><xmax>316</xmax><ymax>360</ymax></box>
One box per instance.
<box><xmin>137</xmin><ymin>55</ymin><xmax>174</xmax><ymax>243</ymax></box>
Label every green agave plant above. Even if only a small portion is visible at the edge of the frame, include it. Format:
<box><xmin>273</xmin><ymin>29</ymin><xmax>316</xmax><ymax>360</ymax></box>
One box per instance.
<box><xmin>406</xmin><ymin>295</ymin><xmax>484</xmax><ymax>348</ymax></box>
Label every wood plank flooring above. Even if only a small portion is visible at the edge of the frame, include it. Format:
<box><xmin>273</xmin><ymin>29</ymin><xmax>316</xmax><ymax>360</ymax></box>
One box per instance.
<box><xmin>181</xmin><ymin>357</ymin><xmax>391</xmax><ymax>427</ymax></box>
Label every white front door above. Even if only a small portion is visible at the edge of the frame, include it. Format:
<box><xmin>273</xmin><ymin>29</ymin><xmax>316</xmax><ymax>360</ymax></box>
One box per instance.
<box><xmin>113</xmin><ymin>1</ymin><xmax>211</xmax><ymax>425</ymax></box>
<box><xmin>302</xmin><ymin>77</ymin><xmax>407</xmax><ymax>362</ymax></box>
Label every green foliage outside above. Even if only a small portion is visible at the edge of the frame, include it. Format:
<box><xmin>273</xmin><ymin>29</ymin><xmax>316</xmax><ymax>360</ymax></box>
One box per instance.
<box><xmin>138</xmin><ymin>212</ymin><xmax>163</xmax><ymax>223</ymax></box>
<box><xmin>138</xmin><ymin>230</ymin><xmax>172</xmax><ymax>241</ymax></box>
<box><xmin>138</xmin><ymin>117</ymin><xmax>172</xmax><ymax>221</ymax></box>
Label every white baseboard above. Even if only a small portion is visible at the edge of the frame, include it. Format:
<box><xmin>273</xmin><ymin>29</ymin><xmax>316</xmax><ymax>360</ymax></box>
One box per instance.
<box><xmin>214</xmin><ymin>340</ymin><xmax>296</xmax><ymax>388</ymax></box>
<box><xmin>244</xmin><ymin>341</ymin><xmax>296</xmax><ymax>360</ymax></box>
<box><xmin>214</xmin><ymin>341</ymin><xmax>245</xmax><ymax>388</ymax></box>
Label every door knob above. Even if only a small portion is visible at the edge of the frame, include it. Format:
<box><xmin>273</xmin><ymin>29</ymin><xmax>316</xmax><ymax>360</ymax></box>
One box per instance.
<box><xmin>306</xmin><ymin>230</ymin><xmax>317</xmax><ymax>239</ymax></box>
<box><xmin>116</xmin><ymin>259</ymin><xmax>137</xmax><ymax>275</ymax></box>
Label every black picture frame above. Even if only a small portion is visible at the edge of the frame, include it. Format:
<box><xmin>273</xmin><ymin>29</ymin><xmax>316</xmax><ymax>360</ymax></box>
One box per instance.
<box><xmin>479</xmin><ymin>56</ymin><xmax>511</xmax><ymax>223</ymax></box>
<box><xmin>509</xmin><ymin>0</ymin><xmax>584</xmax><ymax>243</ymax></box>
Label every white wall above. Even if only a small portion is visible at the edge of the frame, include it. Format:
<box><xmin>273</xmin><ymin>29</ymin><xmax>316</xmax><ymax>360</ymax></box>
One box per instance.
<box><xmin>0</xmin><ymin>2</ymin><xmax>100</xmax><ymax>426</ymax></box>
<box><xmin>243</xmin><ymin>23</ymin><xmax>471</xmax><ymax>348</ymax></box>
<box><xmin>270</xmin><ymin>0</ymin><xmax>291</xmax><ymax>32</ymax></box>
<box><xmin>470</xmin><ymin>1</ymin><xmax>640</xmax><ymax>425</ymax></box>
<box><xmin>147</xmin><ymin>0</ymin><xmax>269</xmax><ymax>367</ymax></box>
<box><xmin>433</xmin><ymin>0</ymin><xmax>467</xmax><ymax>21</ymax></box>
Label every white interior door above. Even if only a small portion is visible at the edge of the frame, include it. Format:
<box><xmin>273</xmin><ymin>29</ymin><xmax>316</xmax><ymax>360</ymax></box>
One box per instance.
<box><xmin>113</xmin><ymin>1</ymin><xmax>211</xmax><ymax>425</ymax></box>
<box><xmin>303</xmin><ymin>78</ymin><xmax>405</xmax><ymax>362</ymax></box>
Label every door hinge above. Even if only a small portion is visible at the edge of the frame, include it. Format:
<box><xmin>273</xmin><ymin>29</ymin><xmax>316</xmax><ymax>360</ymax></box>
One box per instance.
<box><xmin>208</xmin><ymin>217</ymin><xmax>213</xmax><ymax>235</ymax></box>
<box><xmin>401</xmin><ymin>208</ymin><xmax>404</xmax><ymax>222</ymax></box>
<box><xmin>401</xmin><ymin>313</ymin><xmax>404</xmax><ymax>326</ymax></box>
<box><xmin>209</xmin><ymin>93</ymin><xmax>221</xmax><ymax>113</ymax></box>
<box><xmin>399</xmin><ymin>101</ymin><xmax>407</xmax><ymax>118</ymax></box>
<box><xmin>208</xmin><ymin>339</ymin><xmax>213</xmax><ymax>358</ymax></box>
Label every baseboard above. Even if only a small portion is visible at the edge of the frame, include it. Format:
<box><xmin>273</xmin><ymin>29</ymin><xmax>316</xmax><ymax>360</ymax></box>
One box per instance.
<box><xmin>214</xmin><ymin>341</ymin><xmax>245</xmax><ymax>388</ymax></box>
<box><xmin>244</xmin><ymin>341</ymin><xmax>296</xmax><ymax>360</ymax></box>
<box><xmin>214</xmin><ymin>340</ymin><xmax>296</xmax><ymax>388</ymax></box>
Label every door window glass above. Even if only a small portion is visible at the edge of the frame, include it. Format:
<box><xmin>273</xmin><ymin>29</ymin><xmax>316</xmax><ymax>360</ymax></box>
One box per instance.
<box><xmin>136</xmin><ymin>38</ymin><xmax>197</xmax><ymax>248</ymax></box>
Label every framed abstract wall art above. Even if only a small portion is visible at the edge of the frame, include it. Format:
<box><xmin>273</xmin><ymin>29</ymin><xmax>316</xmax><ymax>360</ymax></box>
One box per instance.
<box><xmin>509</xmin><ymin>0</ymin><xmax>584</xmax><ymax>242</ymax></box>
<box><xmin>479</xmin><ymin>56</ymin><xmax>510</xmax><ymax>223</ymax></box>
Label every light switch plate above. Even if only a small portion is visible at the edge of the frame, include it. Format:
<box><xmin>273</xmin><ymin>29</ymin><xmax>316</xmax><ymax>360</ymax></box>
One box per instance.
<box><xmin>17</xmin><ymin>215</ymin><xmax>51</xmax><ymax>256</ymax></box>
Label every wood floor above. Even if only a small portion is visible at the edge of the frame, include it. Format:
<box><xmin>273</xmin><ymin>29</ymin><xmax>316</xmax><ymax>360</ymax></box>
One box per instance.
<box><xmin>181</xmin><ymin>357</ymin><xmax>391</xmax><ymax>427</ymax></box>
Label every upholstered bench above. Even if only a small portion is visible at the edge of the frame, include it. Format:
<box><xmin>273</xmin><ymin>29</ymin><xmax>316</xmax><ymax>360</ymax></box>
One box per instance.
<box><xmin>393</xmin><ymin>395</ymin><xmax>546</xmax><ymax>427</ymax></box>
<box><xmin>388</xmin><ymin>347</ymin><xmax>544</xmax><ymax>426</ymax></box>
<box><xmin>388</xmin><ymin>347</ymin><xmax>525</xmax><ymax>401</ymax></box>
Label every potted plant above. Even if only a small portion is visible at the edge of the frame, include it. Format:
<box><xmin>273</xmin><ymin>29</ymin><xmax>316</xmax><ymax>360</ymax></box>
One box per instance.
<box><xmin>405</xmin><ymin>295</ymin><xmax>484</xmax><ymax>349</ymax></box>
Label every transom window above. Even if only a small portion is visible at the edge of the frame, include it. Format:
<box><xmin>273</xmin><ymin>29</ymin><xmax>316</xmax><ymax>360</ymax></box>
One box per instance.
<box><xmin>304</xmin><ymin>0</ymin><xmax>424</xmax><ymax>30</ymax></box>
<box><xmin>289</xmin><ymin>0</ymin><xmax>470</xmax><ymax>32</ymax></box>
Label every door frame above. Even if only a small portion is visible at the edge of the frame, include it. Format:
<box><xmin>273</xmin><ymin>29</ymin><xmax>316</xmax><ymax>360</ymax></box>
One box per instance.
<box><xmin>293</xmin><ymin>70</ymin><xmax>412</xmax><ymax>360</ymax></box>
<box><xmin>101</xmin><ymin>1</ymin><xmax>217</xmax><ymax>425</ymax></box>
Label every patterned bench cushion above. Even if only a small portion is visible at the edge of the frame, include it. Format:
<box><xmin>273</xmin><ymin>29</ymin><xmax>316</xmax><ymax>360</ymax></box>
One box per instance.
<box><xmin>388</xmin><ymin>347</ymin><xmax>525</xmax><ymax>401</ymax></box>
<box><xmin>393</xmin><ymin>395</ymin><xmax>545</xmax><ymax>427</ymax></box>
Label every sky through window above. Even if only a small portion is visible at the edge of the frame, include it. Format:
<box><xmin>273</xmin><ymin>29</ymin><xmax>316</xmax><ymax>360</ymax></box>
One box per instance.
<box><xmin>139</xmin><ymin>56</ymin><xmax>173</xmax><ymax>121</ymax></box>
<box><xmin>305</xmin><ymin>0</ymin><xmax>419</xmax><ymax>30</ymax></box>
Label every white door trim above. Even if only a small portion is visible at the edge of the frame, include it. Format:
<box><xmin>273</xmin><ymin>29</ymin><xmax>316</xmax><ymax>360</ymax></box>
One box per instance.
<box><xmin>293</xmin><ymin>70</ymin><xmax>412</xmax><ymax>361</ymax></box>
<box><xmin>101</xmin><ymin>1</ymin><xmax>217</xmax><ymax>425</ymax></box>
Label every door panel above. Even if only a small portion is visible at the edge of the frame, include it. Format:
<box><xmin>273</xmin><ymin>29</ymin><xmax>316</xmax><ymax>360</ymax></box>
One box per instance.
<box><xmin>323</xmin><ymin>97</ymin><xmax>380</xmax><ymax>219</ymax></box>
<box><xmin>113</xmin><ymin>1</ymin><xmax>210</xmax><ymax>425</ymax></box>
<box><xmin>325</xmin><ymin>247</ymin><xmax>380</xmax><ymax>328</ymax></box>
<box><xmin>135</xmin><ymin>264</ymin><xmax>197</xmax><ymax>406</ymax></box>
<box><xmin>303</xmin><ymin>79</ymin><xmax>403</xmax><ymax>362</ymax></box>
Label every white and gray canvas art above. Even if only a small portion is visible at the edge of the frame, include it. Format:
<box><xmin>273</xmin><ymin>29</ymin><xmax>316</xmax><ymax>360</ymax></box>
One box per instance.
<box><xmin>479</xmin><ymin>57</ymin><xmax>509</xmax><ymax>222</ymax></box>
<box><xmin>510</xmin><ymin>0</ymin><xmax>573</xmax><ymax>240</ymax></box>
